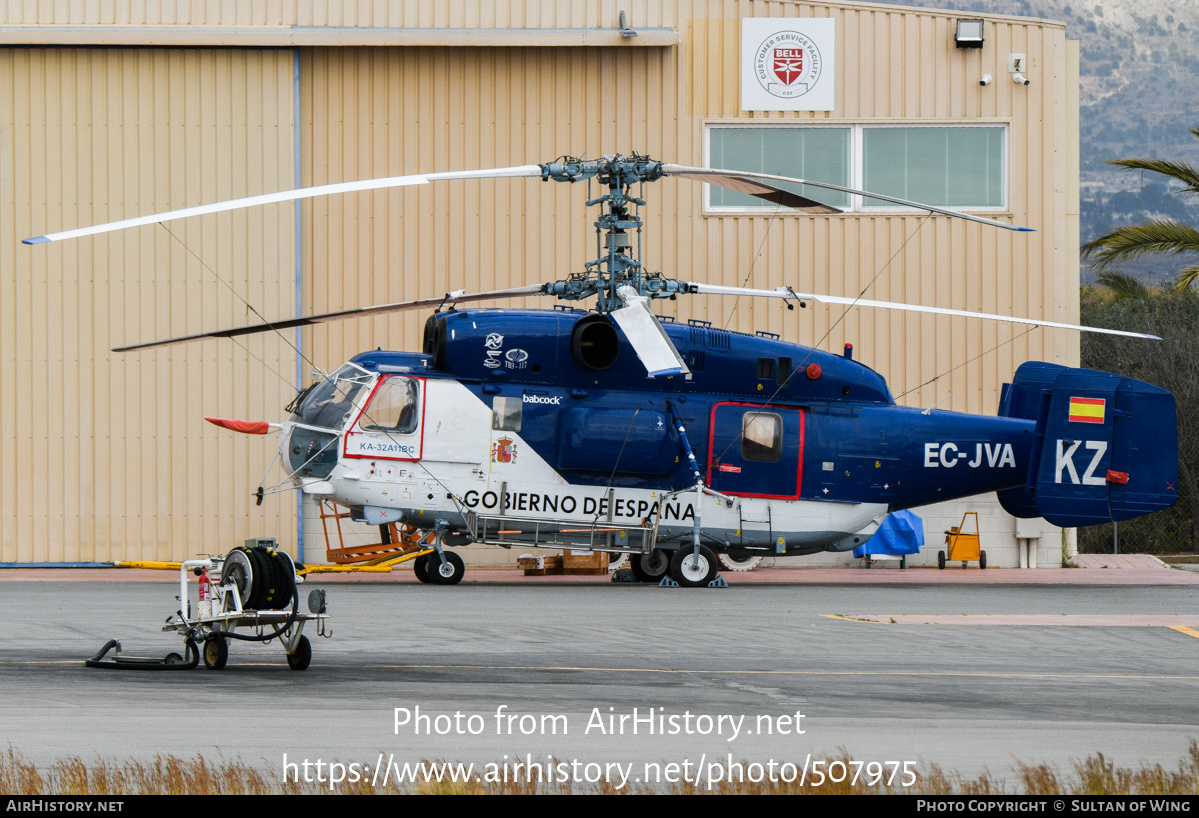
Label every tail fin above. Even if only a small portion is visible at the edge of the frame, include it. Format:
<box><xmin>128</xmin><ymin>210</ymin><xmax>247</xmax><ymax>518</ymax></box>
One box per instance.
<box><xmin>997</xmin><ymin>362</ymin><xmax>1178</xmax><ymax>527</ymax></box>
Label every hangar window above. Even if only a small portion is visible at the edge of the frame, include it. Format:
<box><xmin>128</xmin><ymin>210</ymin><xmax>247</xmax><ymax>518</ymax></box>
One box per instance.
<box><xmin>706</xmin><ymin>124</ymin><xmax>1006</xmax><ymax>213</ymax></box>
<box><xmin>862</xmin><ymin>127</ymin><xmax>1004</xmax><ymax>209</ymax></box>
<box><xmin>708</xmin><ymin>125</ymin><xmax>851</xmax><ymax>209</ymax></box>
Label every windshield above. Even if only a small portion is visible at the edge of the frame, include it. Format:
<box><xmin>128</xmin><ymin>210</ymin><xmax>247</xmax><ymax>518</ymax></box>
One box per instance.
<box><xmin>293</xmin><ymin>364</ymin><xmax>375</xmax><ymax>431</ymax></box>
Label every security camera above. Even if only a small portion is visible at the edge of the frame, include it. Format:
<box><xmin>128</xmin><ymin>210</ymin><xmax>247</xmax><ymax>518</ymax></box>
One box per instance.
<box><xmin>1012</xmin><ymin>73</ymin><xmax>1030</xmax><ymax>86</ymax></box>
<box><xmin>979</xmin><ymin>74</ymin><xmax>993</xmax><ymax>86</ymax></box>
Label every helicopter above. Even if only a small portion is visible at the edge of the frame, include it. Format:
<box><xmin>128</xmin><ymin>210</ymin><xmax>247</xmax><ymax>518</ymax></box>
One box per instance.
<box><xmin>24</xmin><ymin>155</ymin><xmax>1178</xmax><ymax>588</ymax></box>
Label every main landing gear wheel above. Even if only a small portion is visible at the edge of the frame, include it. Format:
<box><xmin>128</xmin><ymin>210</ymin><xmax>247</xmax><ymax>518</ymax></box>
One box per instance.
<box><xmin>287</xmin><ymin>635</ymin><xmax>312</xmax><ymax>671</ymax></box>
<box><xmin>428</xmin><ymin>551</ymin><xmax>465</xmax><ymax>585</ymax></box>
<box><xmin>670</xmin><ymin>545</ymin><xmax>719</xmax><ymax>588</ymax></box>
<box><xmin>202</xmin><ymin>635</ymin><xmax>228</xmax><ymax>670</ymax></box>
<box><xmin>629</xmin><ymin>549</ymin><xmax>671</xmax><ymax>583</ymax></box>
<box><xmin>718</xmin><ymin>553</ymin><xmax>763</xmax><ymax>572</ymax></box>
<box><xmin>413</xmin><ymin>554</ymin><xmax>434</xmax><ymax>584</ymax></box>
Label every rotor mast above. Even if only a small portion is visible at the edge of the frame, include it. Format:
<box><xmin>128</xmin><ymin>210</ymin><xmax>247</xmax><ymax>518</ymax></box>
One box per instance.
<box><xmin>540</xmin><ymin>155</ymin><xmax>688</xmax><ymax>312</ymax></box>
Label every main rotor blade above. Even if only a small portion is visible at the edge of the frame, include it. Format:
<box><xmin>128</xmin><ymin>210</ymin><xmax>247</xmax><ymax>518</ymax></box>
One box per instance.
<box><xmin>689</xmin><ymin>283</ymin><xmax>1161</xmax><ymax>340</ymax></box>
<box><xmin>25</xmin><ymin>166</ymin><xmax>543</xmax><ymax>245</ymax></box>
<box><xmin>664</xmin><ymin>167</ymin><xmax>841</xmax><ymax>213</ymax></box>
<box><xmin>112</xmin><ymin>284</ymin><xmax>549</xmax><ymax>352</ymax></box>
<box><xmin>663</xmin><ymin>164</ymin><xmax>1033</xmax><ymax>232</ymax></box>
<box><xmin>611</xmin><ymin>286</ymin><xmax>690</xmax><ymax>377</ymax></box>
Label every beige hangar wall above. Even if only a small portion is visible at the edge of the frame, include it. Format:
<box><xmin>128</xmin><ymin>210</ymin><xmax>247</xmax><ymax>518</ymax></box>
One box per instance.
<box><xmin>0</xmin><ymin>1</ymin><xmax>1078</xmax><ymax>564</ymax></box>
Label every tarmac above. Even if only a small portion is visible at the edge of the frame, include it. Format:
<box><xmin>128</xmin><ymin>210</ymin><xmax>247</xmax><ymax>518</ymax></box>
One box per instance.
<box><xmin>3</xmin><ymin>551</ymin><xmax>1198</xmax><ymax>780</ymax></box>
<box><xmin>2</xmin><ymin>552</ymin><xmax>1196</xmax><ymax>585</ymax></box>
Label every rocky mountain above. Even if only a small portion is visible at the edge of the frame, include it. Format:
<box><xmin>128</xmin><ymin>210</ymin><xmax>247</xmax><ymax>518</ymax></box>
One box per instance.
<box><xmin>870</xmin><ymin>0</ymin><xmax>1199</xmax><ymax>277</ymax></box>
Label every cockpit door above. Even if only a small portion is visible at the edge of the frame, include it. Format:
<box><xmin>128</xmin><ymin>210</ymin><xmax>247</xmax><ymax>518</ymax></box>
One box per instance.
<box><xmin>706</xmin><ymin>402</ymin><xmax>803</xmax><ymax>499</ymax></box>
<box><xmin>343</xmin><ymin>375</ymin><xmax>425</xmax><ymax>461</ymax></box>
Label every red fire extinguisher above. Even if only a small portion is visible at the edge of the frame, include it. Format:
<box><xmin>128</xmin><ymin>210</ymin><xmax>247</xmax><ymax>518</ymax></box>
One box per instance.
<box><xmin>198</xmin><ymin>568</ymin><xmax>212</xmax><ymax>617</ymax></box>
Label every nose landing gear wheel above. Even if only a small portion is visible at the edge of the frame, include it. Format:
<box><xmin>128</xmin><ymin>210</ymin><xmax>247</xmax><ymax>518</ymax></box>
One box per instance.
<box><xmin>630</xmin><ymin>549</ymin><xmax>671</xmax><ymax>583</ymax></box>
<box><xmin>428</xmin><ymin>551</ymin><xmax>465</xmax><ymax>585</ymax></box>
<box><xmin>202</xmin><ymin>636</ymin><xmax>228</xmax><ymax>670</ymax></box>
<box><xmin>287</xmin><ymin>635</ymin><xmax>312</xmax><ymax>671</ymax></box>
<box><xmin>670</xmin><ymin>545</ymin><xmax>718</xmax><ymax>588</ymax></box>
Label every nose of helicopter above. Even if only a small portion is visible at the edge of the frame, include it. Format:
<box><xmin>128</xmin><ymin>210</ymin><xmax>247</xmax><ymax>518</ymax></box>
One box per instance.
<box><xmin>284</xmin><ymin>425</ymin><xmax>340</xmax><ymax>481</ymax></box>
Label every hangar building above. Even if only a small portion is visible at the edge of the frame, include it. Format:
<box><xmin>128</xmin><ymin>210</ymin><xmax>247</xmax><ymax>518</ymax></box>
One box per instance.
<box><xmin>0</xmin><ymin>1</ymin><xmax>1080</xmax><ymax>566</ymax></box>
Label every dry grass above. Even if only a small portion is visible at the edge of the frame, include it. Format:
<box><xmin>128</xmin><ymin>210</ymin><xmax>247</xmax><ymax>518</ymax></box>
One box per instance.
<box><xmin>2</xmin><ymin>743</ymin><xmax>1198</xmax><ymax>795</ymax></box>
<box><xmin>999</xmin><ymin>743</ymin><xmax>1199</xmax><ymax>797</ymax></box>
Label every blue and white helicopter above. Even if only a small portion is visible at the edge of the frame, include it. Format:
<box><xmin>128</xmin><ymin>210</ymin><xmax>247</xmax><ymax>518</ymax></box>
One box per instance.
<box><xmin>25</xmin><ymin>156</ymin><xmax>1178</xmax><ymax>587</ymax></box>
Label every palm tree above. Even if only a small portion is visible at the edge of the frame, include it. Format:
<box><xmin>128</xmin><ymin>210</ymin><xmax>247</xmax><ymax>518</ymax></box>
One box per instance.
<box><xmin>1081</xmin><ymin>128</ymin><xmax>1199</xmax><ymax>293</ymax></box>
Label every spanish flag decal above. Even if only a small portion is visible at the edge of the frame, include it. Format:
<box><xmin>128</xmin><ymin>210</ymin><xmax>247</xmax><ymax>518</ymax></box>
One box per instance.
<box><xmin>1068</xmin><ymin>397</ymin><xmax>1105</xmax><ymax>424</ymax></box>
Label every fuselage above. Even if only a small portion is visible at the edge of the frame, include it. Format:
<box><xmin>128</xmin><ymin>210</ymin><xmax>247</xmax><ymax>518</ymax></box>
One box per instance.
<box><xmin>282</xmin><ymin>309</ymin><xmax>1035</xmax><ymax>555</ymax></box>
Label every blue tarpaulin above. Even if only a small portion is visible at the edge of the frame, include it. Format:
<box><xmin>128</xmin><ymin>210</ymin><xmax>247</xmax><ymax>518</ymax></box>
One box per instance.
<box><xmin>853</xmin><ymin>510</ymin><xmax>925</xmax><ymax>558</ymax></box>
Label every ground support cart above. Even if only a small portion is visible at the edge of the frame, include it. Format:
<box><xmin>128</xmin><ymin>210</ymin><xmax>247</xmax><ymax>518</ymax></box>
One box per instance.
<box><xmin>166</xmin><ymin>553</ymin><xmax>330</xmax><ymax>670</ymax></box>
<box><xmin>88</xmin><ymin>542</ymin><xmax>331</xmax><ymax>672</ymax></box>
<box><xmin>939</xmin><ymin>512</ymin><xmax>987</xmax><ymax>569</ymax></box>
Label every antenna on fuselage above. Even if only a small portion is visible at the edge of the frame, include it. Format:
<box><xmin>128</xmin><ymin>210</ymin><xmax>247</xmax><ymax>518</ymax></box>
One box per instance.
<box><xmin>922</xmin><ymin>394</ymin><xmax>953</xmax><ymax>415</ymax></box>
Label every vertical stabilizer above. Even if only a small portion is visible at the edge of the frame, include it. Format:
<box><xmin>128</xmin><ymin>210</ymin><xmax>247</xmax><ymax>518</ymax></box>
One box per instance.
<box><xmin>997</xmin><ymin>362</ymin><xmax>1177</xmax><ymax>527</ymax></box>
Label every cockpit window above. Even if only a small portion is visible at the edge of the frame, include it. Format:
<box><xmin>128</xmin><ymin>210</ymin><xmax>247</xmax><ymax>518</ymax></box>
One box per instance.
<box><xmin>360</xmin><ymin>377</ymin><xmax>421</xmax><ymax>434</ymax></box>
<box><xmin>293</xmin><ymin>364</ymin><xmax>373</xmax><ymax>430</ymax></box>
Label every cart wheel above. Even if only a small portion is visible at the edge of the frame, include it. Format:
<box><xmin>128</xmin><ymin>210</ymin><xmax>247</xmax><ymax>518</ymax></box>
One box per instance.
<box><xmin>429</xmin><ymin>551</ymin><xmax>465</xmax><ymax>585</ymax></box>
<box><xmin>979</xmin><ymin>551</ymin><xmax>987</xmax><ymax>570</ymax></box>
<box><xmin>202</xmin><ymin>635</ymin><xmax>228</xmax><ymax>670</ymax></box>
<box><xmin>164</xmin><ymin>652</ymin><xmax>185</xmax><ymax>665</ymax></box>
<box><xmin>287</xmin><ymin>635</ymin><xmax>312</xmax><ymax>671</ymax></box>
<box><xmin>413</xmin><ymin>554</ymin><xmax>433</xmax><ymax>584</ymax></box>
<box><xmin>938</xmin><ymin>550</ymin><xmax>946</xmax><ymax>570</ymax></box>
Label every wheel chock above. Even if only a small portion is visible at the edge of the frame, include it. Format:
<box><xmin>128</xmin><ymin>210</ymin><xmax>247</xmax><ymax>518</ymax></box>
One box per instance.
<box><xmin>656</xmin><ymin>575</ymin><xmax>727</xmax><ymax>588</ymax></box>
<box><xmin>610</xmin><ymin>568</ymin><xmax>638</xmax><ymax>583</ymax></box>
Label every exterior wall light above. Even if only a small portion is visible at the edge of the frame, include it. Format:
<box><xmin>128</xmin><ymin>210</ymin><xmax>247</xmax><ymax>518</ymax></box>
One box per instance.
<box><xmin>955</xmin><ymin>19</ymin><xmax>984</xmax><ymax>49</ymax></box>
